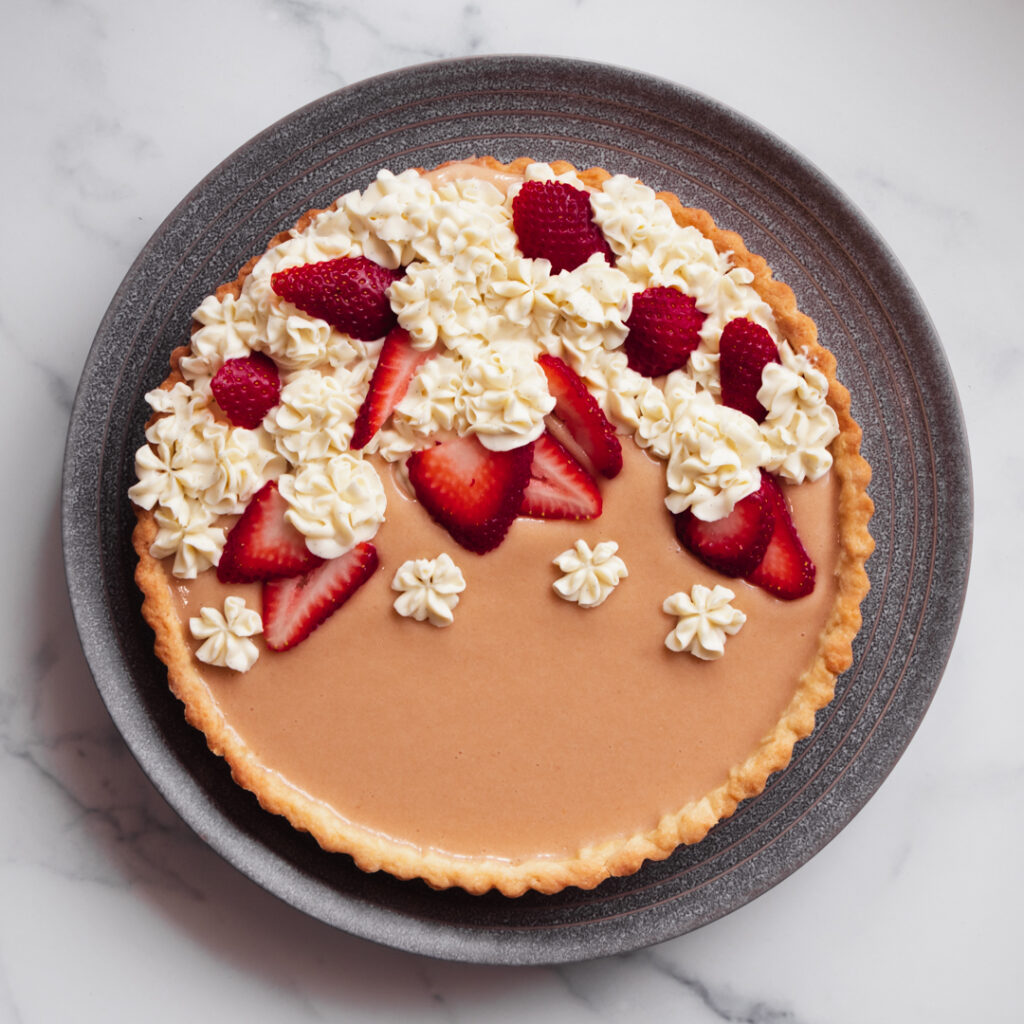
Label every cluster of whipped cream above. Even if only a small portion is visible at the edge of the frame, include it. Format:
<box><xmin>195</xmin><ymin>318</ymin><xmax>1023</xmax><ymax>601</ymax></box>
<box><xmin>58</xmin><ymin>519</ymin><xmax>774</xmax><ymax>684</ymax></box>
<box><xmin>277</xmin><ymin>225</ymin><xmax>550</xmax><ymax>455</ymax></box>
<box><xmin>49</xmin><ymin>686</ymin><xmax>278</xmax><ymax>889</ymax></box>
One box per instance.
<box><xmin>132</xmin><ymin>161</ymin><xmax>839</xmax><ymax>667</ymax></box>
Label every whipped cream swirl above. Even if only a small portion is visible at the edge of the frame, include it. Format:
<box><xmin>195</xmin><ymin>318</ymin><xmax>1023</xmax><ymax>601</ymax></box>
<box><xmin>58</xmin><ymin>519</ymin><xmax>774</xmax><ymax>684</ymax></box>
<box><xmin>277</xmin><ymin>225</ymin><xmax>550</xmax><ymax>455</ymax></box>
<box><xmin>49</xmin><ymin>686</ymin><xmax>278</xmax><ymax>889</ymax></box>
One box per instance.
<box><xmin>190</xmin><ymin>596</ymin><xmax>263</xmax><ymax>672</ymax></box>
<box><xmin>663</xmin><ymin>585</ymin><xmax>746</xmax><ymax>660</ymax></box>
<box><xmin>391</xmin><ymin>553</ymin><xmax>467</xmax><ymax>627</ymax></box>
<box><xmin>552</xmin><ymin>540</ymin><xmax>629</xmax><ymax>608</ymax></box>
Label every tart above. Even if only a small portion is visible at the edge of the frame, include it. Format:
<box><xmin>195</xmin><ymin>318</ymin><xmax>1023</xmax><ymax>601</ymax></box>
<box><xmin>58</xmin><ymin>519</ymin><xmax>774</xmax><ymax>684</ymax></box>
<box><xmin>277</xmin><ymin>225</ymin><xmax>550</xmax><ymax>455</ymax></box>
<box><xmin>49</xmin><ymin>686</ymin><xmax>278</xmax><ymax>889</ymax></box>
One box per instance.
<box><xmin>129</xmin><ymin>157</ymin><xmax>873</xmax><ymax>896</ymax></box>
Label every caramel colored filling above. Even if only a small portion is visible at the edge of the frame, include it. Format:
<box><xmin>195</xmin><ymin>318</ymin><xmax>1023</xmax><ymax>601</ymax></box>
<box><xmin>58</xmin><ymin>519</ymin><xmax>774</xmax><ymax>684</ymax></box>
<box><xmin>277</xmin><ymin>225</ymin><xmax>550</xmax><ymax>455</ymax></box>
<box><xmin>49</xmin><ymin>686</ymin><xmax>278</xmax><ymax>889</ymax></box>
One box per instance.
<box><xmin>171</xmin><ymin>441</ymin><xmax>838</xmax><ymax>861</ymax></box>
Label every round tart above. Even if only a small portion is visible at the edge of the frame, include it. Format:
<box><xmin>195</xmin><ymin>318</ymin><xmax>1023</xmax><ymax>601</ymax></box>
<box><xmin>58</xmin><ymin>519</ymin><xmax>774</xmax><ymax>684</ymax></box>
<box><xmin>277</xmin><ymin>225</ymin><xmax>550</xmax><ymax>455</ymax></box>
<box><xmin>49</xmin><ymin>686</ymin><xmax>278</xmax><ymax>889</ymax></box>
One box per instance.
<box><xmin>129</xmin><ymin>157</ymin><xmax>873</xmax><ymax>896</ymax></box>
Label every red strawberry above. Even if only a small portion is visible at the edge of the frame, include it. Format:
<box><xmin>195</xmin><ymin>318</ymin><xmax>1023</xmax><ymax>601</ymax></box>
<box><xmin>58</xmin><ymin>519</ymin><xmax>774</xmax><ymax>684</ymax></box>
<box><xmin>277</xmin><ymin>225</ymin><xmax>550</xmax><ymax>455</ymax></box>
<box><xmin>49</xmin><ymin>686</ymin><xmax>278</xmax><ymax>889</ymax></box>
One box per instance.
<box><xmin>262</xmin><ymin>542</ymin><xmax>379</xmax><ymax>651</ymax></box>
<box><xmin>537</xmin><ymin>354</ymin><xmax>622</xmax><ymax>478</ymax></box>
<box><xmin>718</xmin><ymin>318</ymin><xmax>780</xmax><ymax>422</ymax></box>
<box><xmin>745</xmin><ymin>473</ymin><xmax>816</xmax><ymax>599</ymax></box>
<box><xmin>210</xmin><ymin>352</ymin><xmax>281</xmax><ymax>429</ymax></box>
<box><xmin>520</xmin><ymin>432</ymin><xmax>602</xmax><ymax>520</ymax></box>
<box><xmin>350</xmin><ymin>327</ymin><xmax>432</xmax><ymax>450</ymax></box>
<box><xmin>217</xmin><ymin>481</ymin><xmax>322</xmax><ymax>583</ymax></box>
<box><xmin>271</xmin><ymin>255</ymin><xmax>401</xmax><ymax>341</ymax></box>
<box><xmin>623</xmin><ymin>286</ymin><xmax>706</xmax><ymax>377</ymax></box>
<box><xmin>674</xmin><ymin>475</ymin><xmax>774</xmax><ymax>577</ymax></box>
<box><xmin>511</xmin><ymin>180</ymin><xmax>614</xmax><ymax>273</ymax></box>
<box><xmin>406</xmin><ymin>435</ymin><xmax>534</xmax><ymax>554</ymax></box>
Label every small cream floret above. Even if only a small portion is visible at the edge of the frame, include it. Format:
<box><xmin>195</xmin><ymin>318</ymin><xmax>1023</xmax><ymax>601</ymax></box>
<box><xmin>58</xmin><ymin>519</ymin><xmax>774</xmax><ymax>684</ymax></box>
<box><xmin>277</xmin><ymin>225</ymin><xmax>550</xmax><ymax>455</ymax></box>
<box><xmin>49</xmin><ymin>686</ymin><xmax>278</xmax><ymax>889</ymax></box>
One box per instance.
<box><xmin>552</xmin><ymin>540</ymin><xmax>628</xmax><ymax>609</ymax></box>
<box><xmin>663</xmin><ymin>585</ymin><xmax>746</xmax><ymax>660</ymax></box>
<box><xmin>391</xmin><ymin>553</ymin><xmax>467</xmax><ymax>627</ymax></box>
<box><xmin>190</xmin><ymin>596</ymin><xmax>263</xmax><ymax>672</ymax></box>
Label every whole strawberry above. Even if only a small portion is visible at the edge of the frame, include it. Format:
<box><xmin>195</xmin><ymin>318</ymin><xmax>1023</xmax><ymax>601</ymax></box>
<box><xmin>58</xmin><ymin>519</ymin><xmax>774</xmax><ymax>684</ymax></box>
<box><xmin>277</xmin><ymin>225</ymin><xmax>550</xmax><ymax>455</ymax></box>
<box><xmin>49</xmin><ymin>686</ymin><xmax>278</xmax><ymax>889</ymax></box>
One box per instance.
<box><xmin>271</xmin><ymin>255</ymin><xmax>401</xmax><ymax>341</ymax></box>
<box><xmin>718</xmin><ymin>318</ymin><xmax>780</xmax><ymax>422</ymax></box>
<box><xmin>210</xmin><ymin>352</ymin><xmax>281</xmax><ymax>429</ymax></box>
<box><xmin>624</xmin><ymin>286</ymin><xmax>706</xmax><ymax>377</ymax></box>
<box><xmin>511</xmin><ymin>180</ymin><xmax>614</xmax><ymax>273</ymax></box>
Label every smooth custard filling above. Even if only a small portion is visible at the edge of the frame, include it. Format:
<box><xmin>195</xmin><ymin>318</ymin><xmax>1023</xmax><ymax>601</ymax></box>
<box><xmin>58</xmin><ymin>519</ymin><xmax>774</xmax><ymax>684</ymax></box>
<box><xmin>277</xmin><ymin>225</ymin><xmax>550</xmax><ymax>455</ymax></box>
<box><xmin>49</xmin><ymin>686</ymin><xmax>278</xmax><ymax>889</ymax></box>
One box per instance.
<box><xmin>131</xmin><ymin>159</ymin><xmax>856</xmax><ymax>874</ymax></box>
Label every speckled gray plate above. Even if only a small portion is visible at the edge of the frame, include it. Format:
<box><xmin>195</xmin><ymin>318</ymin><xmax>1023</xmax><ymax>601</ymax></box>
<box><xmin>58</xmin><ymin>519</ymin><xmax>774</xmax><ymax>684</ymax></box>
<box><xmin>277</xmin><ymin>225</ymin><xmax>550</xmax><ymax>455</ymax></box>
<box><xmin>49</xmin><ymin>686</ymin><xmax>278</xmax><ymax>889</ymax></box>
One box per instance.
<box><xmin>62</xmin><ymin>56</ymin><xmax>971</xmax><ymax>965</ymax></box>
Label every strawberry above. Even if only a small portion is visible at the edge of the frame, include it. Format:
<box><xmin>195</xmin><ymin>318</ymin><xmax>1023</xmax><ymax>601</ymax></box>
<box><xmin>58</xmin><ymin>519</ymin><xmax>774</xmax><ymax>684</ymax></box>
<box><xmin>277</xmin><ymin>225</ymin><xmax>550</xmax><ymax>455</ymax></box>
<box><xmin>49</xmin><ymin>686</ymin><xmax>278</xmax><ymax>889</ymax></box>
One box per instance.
<box><xmin>406</xmin><ymin>435</ymin><xmax>534</xmax><ymax>554</ymax></box>
<box><xmin>262</xmin><ymin>542</ymin><xmax>379</xmax><ymax>651</ymax></box>
<box><xmin>271</xmin><ymin>255</ymin><xmax>401</xmax><ymax>341</ymax></box>
<box><xmin>537</xmin><ymin>354</ymin><xmax>622</xmax><ymax>478</ymax></box>
<box><xmin>210</xmin><ymin>352</ymin><xmax>281</xmax><ymax>429</ymax></box>
<box><xmin>520</xmin><ymin>432</ymin><xmax>602</xmax><ymax>520</ymax></box>
<box><xmin>718</xmin><ymin>318</ymin><xmax>780</xmax><ymax>422</ymax></box>
<box><xmin>674</xmin><ymin>475</ymin><xmax>774</xmax><ymax>577</ymax></box>
<box><xmin>217</xmin><ymin>481</ymin><xmax>322</xmax><ymax>583</ymax></box>
<box><xmin>745</xmin><ymin>473</ymin><xmax>816</xmax><ymax>599</ymax></box>
<box><xmin>511</xmin><ymin>180</ymin><xmax>614</xmax><ymax>273</ymax></box>
<box><xmin>350</xmin><ymin>327</ymin><xmax>431</xmax><ymax>450</ymax></box>
<box><xmin>623</xmin><ymin>286</ymin><xmax>706</xmax><ymax>377</ymax></box>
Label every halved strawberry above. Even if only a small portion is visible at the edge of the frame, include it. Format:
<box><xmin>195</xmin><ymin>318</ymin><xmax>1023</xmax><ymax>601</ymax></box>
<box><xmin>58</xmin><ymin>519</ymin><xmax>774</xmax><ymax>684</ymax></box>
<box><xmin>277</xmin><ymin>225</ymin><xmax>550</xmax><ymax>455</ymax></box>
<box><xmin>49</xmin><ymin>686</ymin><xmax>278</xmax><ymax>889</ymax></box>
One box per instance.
<box><xmin>406</xmin><ymin>435</ymin><xmax>534</xmax><ymax>554</ymax></box>
<box><xmin>271</xmin><ymin>255</ymin><xmax>401</xmax><ymax>341</ymax></box>
<box><xmin>217</xmin><ymin>481</ymin><xmax>322</xmax><ymax>583</ymax></box>
<box><xmin>718</xmin><ymin>318</ymin><xmax>780</xmax><ymax>422</ymax></box>
<box><xmin>520</xmin><ymin>432</ymin><xmax>602</xmax><ymax>520</ymax></box>
<box><xmin>537</xmin><ymin>354</ymin><xmax>622</xmax><ymax>479</ymax></box>
<box><xmin>674</xmin><ymin>476</ymin><xmax>774</xmax><ymax>577</ymax></box>
<box><xmin>211</xmin><ymin>352</ymin><xmax>281</xmax><ymax>429</ymax></box>
<box><xmin>350</xmin><ymin>327</ymin><xmax>432</xmax><ymax>450</ymax></box>
<box><xmin>262</xmin><ymin>542</ymin><xmax>379</xmax><ymax>651</ymax></box>
<box><xmin>624</xmin><ymin>286</ymin><xmax>706</xmax><ymax>377</ymax></box>
<box><xmin>511</xmin><ymin>180</ymin><xmax>614</xmax><ymax>273</ymax></box>
<box><xmin>745</xmin><ymin>473</ymin><xmax>816</xmax><ymax>599</ymax></box>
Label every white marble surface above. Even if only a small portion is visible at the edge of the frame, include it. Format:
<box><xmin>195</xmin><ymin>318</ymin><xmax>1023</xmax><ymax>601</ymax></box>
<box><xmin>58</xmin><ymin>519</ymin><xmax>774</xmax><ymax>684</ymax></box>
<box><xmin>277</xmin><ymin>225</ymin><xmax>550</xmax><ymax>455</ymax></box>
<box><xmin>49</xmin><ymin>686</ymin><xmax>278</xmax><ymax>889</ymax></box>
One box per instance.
<box><xmin>1</xmin><ymin>0</ymin><xmax>1018</xmax><ymax>1019</ymax></box>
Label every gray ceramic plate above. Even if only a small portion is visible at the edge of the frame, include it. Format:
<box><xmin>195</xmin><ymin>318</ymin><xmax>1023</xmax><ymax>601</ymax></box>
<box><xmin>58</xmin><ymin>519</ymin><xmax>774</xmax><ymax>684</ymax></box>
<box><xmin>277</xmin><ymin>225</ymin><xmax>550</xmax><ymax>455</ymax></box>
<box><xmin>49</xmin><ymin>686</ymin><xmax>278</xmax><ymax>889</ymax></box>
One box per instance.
<box><xmin>63</xmin><ymin>56</ymin><xmax>971</xmax><ymax>965</ymax></box>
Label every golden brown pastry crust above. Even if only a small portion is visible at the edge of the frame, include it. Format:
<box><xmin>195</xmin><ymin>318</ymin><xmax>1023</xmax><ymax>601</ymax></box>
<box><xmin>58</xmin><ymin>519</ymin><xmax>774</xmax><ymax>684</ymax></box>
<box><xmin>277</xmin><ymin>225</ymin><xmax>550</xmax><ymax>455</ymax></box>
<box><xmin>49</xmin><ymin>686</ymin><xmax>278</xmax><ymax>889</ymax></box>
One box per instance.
<box><xmin>132</xmin><ymin>158</ymin><xmax>873</xmax><ymax>896</ymax></box>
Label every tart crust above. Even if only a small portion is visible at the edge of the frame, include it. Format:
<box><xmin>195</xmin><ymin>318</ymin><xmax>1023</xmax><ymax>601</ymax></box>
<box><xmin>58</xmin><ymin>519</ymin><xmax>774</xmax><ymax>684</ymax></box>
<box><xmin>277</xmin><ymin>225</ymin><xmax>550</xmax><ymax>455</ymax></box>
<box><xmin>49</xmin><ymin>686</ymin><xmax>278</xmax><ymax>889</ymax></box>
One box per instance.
<box><xmin>132</xmin><ymin>158</ymin><xmax>874</xmax><ymax>896</ymax></box>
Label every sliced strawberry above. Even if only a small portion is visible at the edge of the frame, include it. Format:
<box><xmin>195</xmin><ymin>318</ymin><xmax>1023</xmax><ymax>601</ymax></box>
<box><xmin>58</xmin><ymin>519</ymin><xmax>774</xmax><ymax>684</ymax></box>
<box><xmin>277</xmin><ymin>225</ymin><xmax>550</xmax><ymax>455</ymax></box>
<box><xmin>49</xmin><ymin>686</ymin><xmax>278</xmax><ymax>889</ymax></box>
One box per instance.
<box><xmin>624</xmin><ymin>286</ymin><xmax>706</xmax><ymax>377</ymax></box>
<box><xmin>745</xmin><ymin>473</ymin><xmax>816</xmax><ymax>599</ymax></box>
<box><xmin>718</xmin><ymin>318</ymin><xmax>780</xmax><ymax>422</ymax></box>
<box><xmin>271</xmin><ymin>255</ymin><xmax>401</xmax><ymax>341</ymax></box>
<box><xmin>406</xmin><ymin>435</ymin><xmax>534</xmax><ymax>554</ymax></box>
<box><xmin>350</xmin><ymin>327</ymin><xmax>431</xmax><ymax>450</ymax></box>
<box><xmin>520</xmin><ymin>432</ymin><xmax>602</xmax><ymax>520</ymax></box>
<box><xmin>217</xmin><ymin>481</ymin><xmax>322</xmax><ymax>584</ymax></box>
<box><xmin>674</xmin><ymin>476</ymin><xmax>774</xmax><ymax>577</ymax></box>
<box><xmin>262</xmin><ymin>542</ymin><xmax>379</xmax><ymax>651</ymax></box>
<box><xmin>511</xmin><ymin>180</ymin><xmax>614</xmax><ymax>273</ymax></box>
<box><xmin>210</xmin><ymin>352</ymin><xmax>281</xmax><ymax>429</ymax></box>
<box><xmin>537</xmin><ymin>354</ymin><xmax>622</xmax><ymax>479</ymax></box>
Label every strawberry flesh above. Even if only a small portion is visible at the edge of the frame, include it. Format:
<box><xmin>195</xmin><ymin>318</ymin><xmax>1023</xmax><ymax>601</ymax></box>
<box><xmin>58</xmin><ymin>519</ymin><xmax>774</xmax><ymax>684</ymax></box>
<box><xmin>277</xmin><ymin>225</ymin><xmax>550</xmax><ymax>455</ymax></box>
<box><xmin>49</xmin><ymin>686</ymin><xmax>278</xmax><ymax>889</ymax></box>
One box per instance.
<box><xmin>350</xmin><ymin>327</ymin><xmax>431</xmax><ymax>450</ymax></box>
<box><xmin>624</xmin><ymin>286</ymin><xmax>706</xmax><ymax>377</ymax></box>
<box><xmin>271</xmin><ymin>255</ymin><xmax>401</xmax><ymax>341</ymax></box>
<box><xmin>537</xmin><ymin>354</ymin><xmax>622</xmax><ymax>479</ymax></box>
<box><xmin>406</xmin><ymin>435</ymin><xmax>534</xmax><ymax>554</ymax></box>
<box><xmin>262</xmin><ymin>542</ymin><xmax>379</xmax><ymax>651</ymax></box>
<box><xmin>520</xmin><ymin>432</ymin><xmax>602</xmax><ymax>520</ymax></box>
<box><xmin>674</xmin><ymin>476</ymin><xmax>774</xmax><ymax>577</ymax></box>
<box><xmin>745</xmin><ymin>473</ymin><xmax>816</xmax><ymax>599</ymax></box>
<box><xmin>217</xmin><ymin>480</ymin><xmax>322</xmax><ymax>583</ymax></box>
<box><xmin>718</xmin><ymin>318</ymin><xmax>780</xmax><ymax>422</ymax></box>
<box><xmin>511</xmin><ymin>180</ymin><xmax>614</xmax><ymax>273</ymax></box>
<box><xmin>210</xmin><ymin>352</ymin><xmax>281</xmax><ymax>429</ymax></box>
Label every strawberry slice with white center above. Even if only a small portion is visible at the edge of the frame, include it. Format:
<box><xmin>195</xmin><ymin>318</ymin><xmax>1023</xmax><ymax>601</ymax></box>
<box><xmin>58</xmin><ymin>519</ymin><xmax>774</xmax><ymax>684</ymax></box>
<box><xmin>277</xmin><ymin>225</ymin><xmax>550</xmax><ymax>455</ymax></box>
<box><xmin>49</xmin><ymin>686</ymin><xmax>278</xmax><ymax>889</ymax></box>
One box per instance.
<box><xmin>262</xmin><ymin>542</ymin><xmax>379</xmax><ymax>651</ymax></box>
<box><xmin>674</xmin><ymin>475</ymin><xmax>774</xmax><ymax>577</ymax></box>
<box><xmin>350</xmin><ymin>327</ymin><xmax>432</xmax><ymax>450</ymax></box>
<box><xmin>537</xmin><ymin>354</ymin><xmax>622</xmax><ymax>479</ymax></box>
<box><xmin>406</xmin><ymin>435</ymin><xmax>534</xmax><ymax>554</ymax></box>
<box><xmin>745</xmin><ymin>473</ymin><xmax>816</xmax><ymax>599</ymax></box>
<box><xmin>217</xmin><ymin>480</ymin><xmax>323</xmax><ymax>584</ymax></box>
<box><xmin>520</xmin><ymin>432</ymin><xmax>602</xmax><ymax>520</ymax></box>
